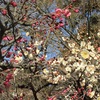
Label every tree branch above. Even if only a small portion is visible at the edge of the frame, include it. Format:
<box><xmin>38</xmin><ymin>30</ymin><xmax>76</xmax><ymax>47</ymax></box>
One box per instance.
<box><xmin>0</xmin><ymin>20</ymin><xmax>6</xmax><ymax>61</ymax></box>
<box><xmin>29</xmin><ymin>82</ymin><xmax>38</xmax><ymax>100</ymax></box>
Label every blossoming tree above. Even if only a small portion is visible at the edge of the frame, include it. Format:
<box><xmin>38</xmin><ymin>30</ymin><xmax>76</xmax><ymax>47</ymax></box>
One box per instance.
<box><xmin>0</xmin><ymin>0</ymin><xmax>100</xmax><ymax>100</ymax></box>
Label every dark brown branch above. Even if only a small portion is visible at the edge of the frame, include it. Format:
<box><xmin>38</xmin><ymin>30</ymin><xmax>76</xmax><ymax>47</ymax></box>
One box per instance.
<box><xmin>18</xmin><ymin>84</ymin><xmax>28</xmax><ymax>89</ymax></box>
<box><xmin>29</xmin><ymin>82</ymin><xmax>38</xmax><ymax>100</ymax></box>
<box><xmin>36</xmin><ymin>83</ymin><xmax>57</xmax><ymax>93</ymax></box>
<box><xmin>0</xmin><ymin>64</ymin><xmax>14</xmax><ymax>71</ymax></box>
<box><xmin>0</xmin><ymin>20</ymin><xmax>6</xmax><ymax>61</ymax></box>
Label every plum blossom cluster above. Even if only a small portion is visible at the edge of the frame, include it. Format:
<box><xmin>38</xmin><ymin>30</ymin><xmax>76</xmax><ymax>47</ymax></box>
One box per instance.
<box><xmin>41</xmin><ymin>33</ymin><xmax>100</xmax><ymax>99</ymax></box>
<box><xmin>9</xmin><ymin>40</ymin><xmax>42</xmax><ymax>64</ymax></box>
<box><xmin>1</xmin><ymin>1</ymin><xmax>17</xmax><ymax>16</ymax></box>
<box><xmin>0</xmin><ymin>72</ymin><xmax>13</xmax><ymax>95</ymax></box>
<box><xmin>66</xmin><ymin>40</ymin><xmax>100</xmax><ymax>98</ymax></box>
<box><xmin>1</xmin><ymin>32</ymin><xmax>44</xmax><ymax>64</ymax></box>
<box><xmin>52</xmin><ymin>8</ymin><xmax>71</xmax><ymax>19</ymax></box>
<box><xmin>51</xmin><ymin>3</ymin><xmax>79</xmax><ymax>19</ymax></box>
<box><xmin>31</xmin><ymin>5</ymin><xmax>79</xmax><ymax>31</ymax></box>
<box><xmin>3</xmin><ymin>73</ymin><xmax>13</xmax><ymax>88</ymax></box>
<box><xmin>50</xmin><ymin>7</ymin><xmax>79</xmax><ymax>29</ymax></box>
<box><xmin>42</xmin><ymin>68</ymin><xmax>66</xmax><ymax>84</ymax></box>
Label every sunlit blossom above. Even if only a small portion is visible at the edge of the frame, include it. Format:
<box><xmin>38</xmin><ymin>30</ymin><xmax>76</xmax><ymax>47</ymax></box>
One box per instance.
<box><xmin>80</xmin><ymin>49</ymin><xmax>89</xmax><ymax>59</ymax></box>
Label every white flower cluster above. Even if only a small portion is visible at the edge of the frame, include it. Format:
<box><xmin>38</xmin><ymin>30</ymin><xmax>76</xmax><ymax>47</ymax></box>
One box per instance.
<box><xmin>41</xmin><ymin>68</ymin><xmax>66</xmax><ymax>84</ymax></box>
<box><xmin>41</xmin><ymin>35</ymin><xmax>100</xmax><ymax>98</ymax></box>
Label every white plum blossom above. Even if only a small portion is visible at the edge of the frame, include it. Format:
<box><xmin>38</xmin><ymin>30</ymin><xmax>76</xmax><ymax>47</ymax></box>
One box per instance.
<box><xmin>68</xmin><ymin>42</ymin><xmax>75</xmax><ymax>48</ymax></box>
<box><xmin>65</xmin><ymin>66</ymin><xmax>71</xmax><ymax>72</ymax></box>
<box><xmin>80</xmin><ymin>49</ymin><xmax>90</xmax><ymax>59</ymax></box>
<box><xmin>24</xmin><ymin>51</ymin><xmax>28</xmax><ymax>56</ymax></box>
<box><xmin>28</xmin><ymin>53</ymin><xmax>33</xmax><ymax>60</ymax></box>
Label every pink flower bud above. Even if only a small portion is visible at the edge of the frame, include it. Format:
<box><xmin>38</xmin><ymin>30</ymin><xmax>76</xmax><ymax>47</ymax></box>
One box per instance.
<box><xmin>6</xmin><ymin>52</ymin><xmax>13</xmax><ymax>58</ymax></box>
<box><xmin>65</xmin><ymin>12</ymin><xmax>71</xmax><ymax>18</ymax></box>
<box><xmin>6</xmin><ymin>73</ymin><xmax>13</xmax><ymax>80</ymax></box>
<box><xmin>51</xmin><ymin>14</ymin><xmax>57</xmax><ymax>19</ymax></box>
<box><xmin>40</xmin><ymin>55</ymin><xmax>45</xmax><ymax>61</ymax></box>
<box><xmin>2</xmin><ymin>9</ymin><xmax>7</xmax><ymax>15</ymax></box>
<box><xmin>59</xmin><ymin>23</ymin><xmax>64</xmax><ymax>27</ymax></box>
<box><xmin>3</xmin><ymin>81</ymin><xmax>10</xmax><ymax>88</ymax></box>
<box><xmin>63</xmin><ymin>9</ymin><xmax>69</xmax><ymax>15</ymax></box>
<box><xmin>74</xmin><ymin>8</ymin><xmax>79</xmax><ymax>13</ymax></box>
<box><xmin>10</xmin><ymin>1</ymin><xmax>17</xmax><ymax>7</ymax></box>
